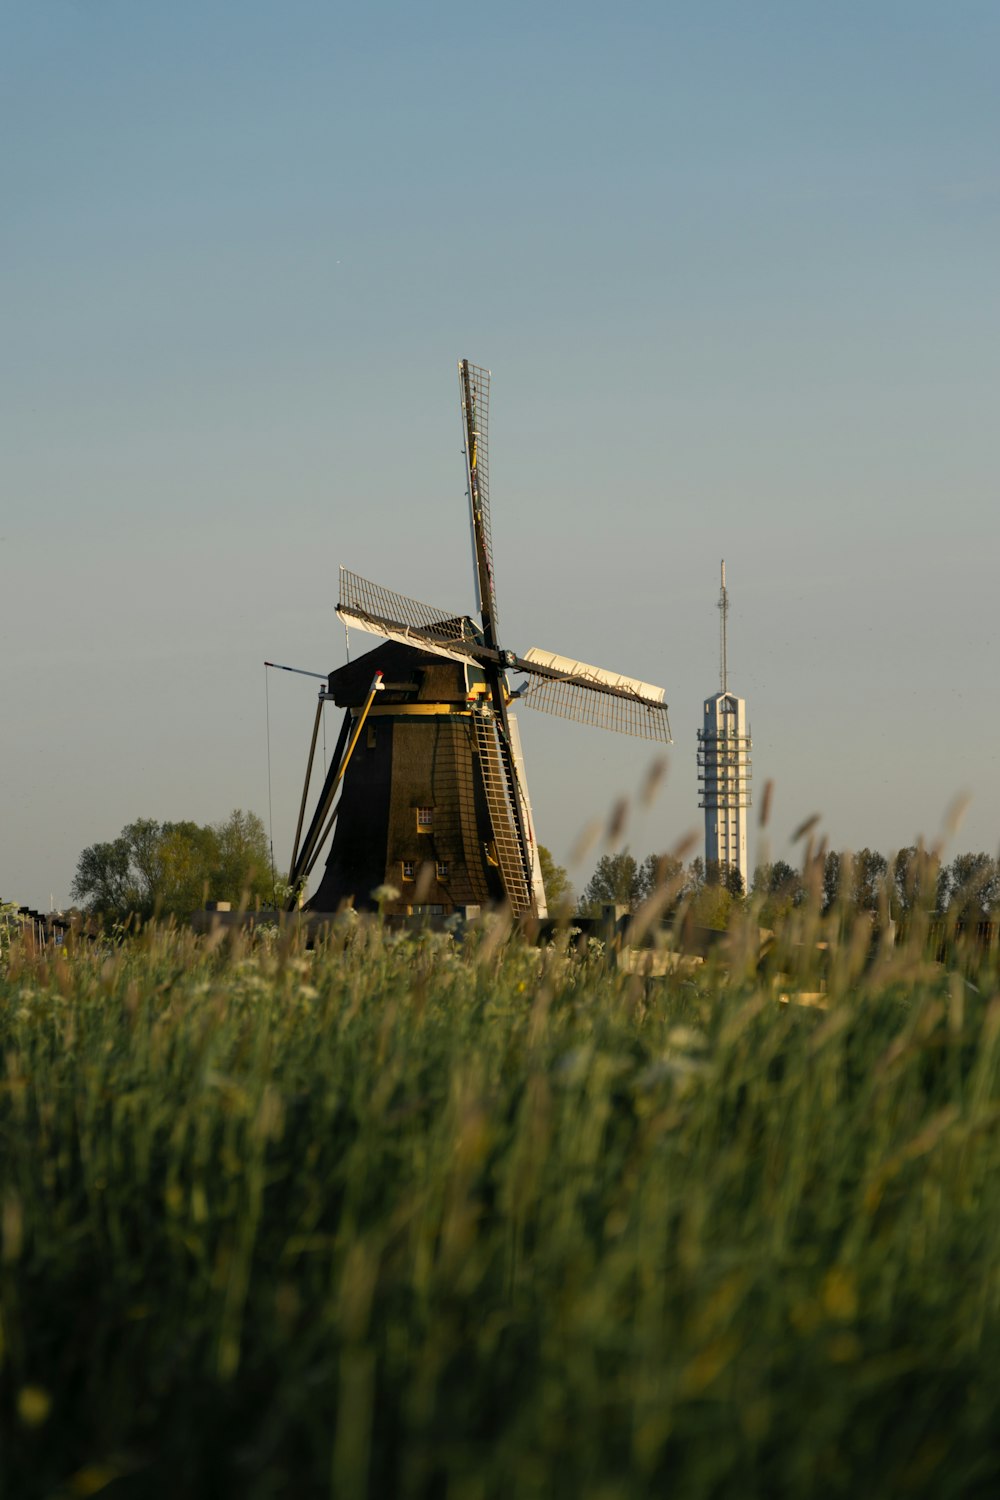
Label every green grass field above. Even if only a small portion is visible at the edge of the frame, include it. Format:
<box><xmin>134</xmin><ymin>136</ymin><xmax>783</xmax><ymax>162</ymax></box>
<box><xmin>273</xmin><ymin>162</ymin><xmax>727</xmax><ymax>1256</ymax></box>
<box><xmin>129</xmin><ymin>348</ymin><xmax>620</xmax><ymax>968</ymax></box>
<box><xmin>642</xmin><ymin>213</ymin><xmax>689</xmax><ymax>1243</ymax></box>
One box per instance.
<box><xmin>2</xmin><ymin>914</ymin><xmax>999</xmax><ymax>1498</ymax></box>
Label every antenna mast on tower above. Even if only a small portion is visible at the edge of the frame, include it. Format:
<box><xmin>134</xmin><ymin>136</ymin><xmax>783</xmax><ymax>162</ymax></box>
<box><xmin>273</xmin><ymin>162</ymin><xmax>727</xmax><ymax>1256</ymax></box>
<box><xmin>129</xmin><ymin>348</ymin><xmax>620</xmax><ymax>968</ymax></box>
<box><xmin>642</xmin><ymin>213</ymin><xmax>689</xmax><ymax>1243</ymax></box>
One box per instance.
<box><xmin>719</xmin><ymin>559</ymin><xmax>728</xmax><ymax>695</ymax></box>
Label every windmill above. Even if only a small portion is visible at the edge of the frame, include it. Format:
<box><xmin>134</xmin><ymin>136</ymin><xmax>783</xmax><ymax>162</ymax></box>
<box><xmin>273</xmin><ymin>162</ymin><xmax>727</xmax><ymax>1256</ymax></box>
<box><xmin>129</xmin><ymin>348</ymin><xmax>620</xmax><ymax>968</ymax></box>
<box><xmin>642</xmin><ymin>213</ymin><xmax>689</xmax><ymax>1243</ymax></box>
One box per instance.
<box><xmin>286</xmin><ymin>360</ymin><xmax>672</xmax><ymax>920</ymax></box>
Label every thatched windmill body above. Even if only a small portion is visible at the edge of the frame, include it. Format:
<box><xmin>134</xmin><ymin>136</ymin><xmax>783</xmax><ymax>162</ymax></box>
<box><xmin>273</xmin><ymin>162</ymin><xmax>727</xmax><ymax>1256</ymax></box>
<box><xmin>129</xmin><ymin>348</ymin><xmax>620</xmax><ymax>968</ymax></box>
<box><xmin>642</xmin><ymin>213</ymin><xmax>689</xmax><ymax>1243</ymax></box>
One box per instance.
<box><xmin>287</xmin><ymin>361</ymin><xmax>672</xmax><ymax>920</ymax></box>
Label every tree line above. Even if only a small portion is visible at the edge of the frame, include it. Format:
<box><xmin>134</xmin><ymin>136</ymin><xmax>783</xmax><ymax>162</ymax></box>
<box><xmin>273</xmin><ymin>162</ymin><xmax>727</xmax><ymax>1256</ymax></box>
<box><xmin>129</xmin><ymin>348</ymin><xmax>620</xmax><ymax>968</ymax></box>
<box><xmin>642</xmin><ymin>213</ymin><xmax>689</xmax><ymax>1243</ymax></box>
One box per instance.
<box><xmin>70</xmin><ymin>810</ymin><xmax>275</xmax><ymax>925</ymax></box>
<box><xmin>68</xmin><ymin>817</ymin><xmax>998</xmax><ymax>933</ymax></box>
<box><xmin>576</xmin><ymin>847</ymin><xmax>1000</xmax><ymax>929</ymax></box>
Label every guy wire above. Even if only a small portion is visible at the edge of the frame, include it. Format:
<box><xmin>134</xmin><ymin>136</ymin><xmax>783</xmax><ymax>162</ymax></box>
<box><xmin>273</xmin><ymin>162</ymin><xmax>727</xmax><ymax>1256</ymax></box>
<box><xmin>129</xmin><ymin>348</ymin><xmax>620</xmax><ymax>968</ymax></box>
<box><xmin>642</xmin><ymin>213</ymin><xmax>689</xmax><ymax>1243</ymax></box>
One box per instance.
<box><xmin>264</xmin><ymin>664</ymin><xmax>277</xmax><ymax>899</ymax></box>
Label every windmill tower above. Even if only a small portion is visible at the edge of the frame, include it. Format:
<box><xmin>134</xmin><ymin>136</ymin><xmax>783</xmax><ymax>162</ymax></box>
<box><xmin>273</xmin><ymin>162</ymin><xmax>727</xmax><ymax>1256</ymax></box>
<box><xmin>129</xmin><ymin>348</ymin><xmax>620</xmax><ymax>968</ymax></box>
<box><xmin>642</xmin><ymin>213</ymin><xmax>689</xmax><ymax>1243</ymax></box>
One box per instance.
<box><xmin>697</xmin><ymin>561</ymin><xmax>752</xmax><ymax>892</ymax></box>
<box><xmin>285</xmin><ymin>360</ymin><xmax>672</xmax><ymax>920</ymax></box>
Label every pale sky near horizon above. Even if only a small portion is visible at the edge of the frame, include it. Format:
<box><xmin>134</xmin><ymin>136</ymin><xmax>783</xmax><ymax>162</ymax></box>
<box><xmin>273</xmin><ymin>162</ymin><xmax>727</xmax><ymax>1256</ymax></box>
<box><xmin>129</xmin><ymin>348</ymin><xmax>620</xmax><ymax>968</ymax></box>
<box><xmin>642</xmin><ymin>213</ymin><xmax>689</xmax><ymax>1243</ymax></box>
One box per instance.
<box><xmin>3</xmin><ymin>1</ymin><xmax>998</xmax><ymax>910</ymax></box>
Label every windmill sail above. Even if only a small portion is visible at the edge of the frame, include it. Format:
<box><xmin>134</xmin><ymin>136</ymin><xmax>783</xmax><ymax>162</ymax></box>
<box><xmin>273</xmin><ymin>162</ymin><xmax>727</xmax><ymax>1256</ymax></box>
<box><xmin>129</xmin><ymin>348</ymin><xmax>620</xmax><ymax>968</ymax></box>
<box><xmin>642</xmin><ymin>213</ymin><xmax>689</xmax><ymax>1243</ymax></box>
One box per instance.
<box><xmin>460</xmin><ymin>360</ymin><xmax>500</xmax><ymax>646</ymax></box>
<box><xmin>458</xmin><ymin>361</ymin><xmax>541</xmax><ymax>909</ymax></box>
<box><xmin>337</xmin><ymin>568</ymin><xmax>481</xmax><ymax>665</ymax></box>
<box><xmin>513</xmin><ymin>648</ymin><xmax>672</xmax><ymax>741</ymax></box>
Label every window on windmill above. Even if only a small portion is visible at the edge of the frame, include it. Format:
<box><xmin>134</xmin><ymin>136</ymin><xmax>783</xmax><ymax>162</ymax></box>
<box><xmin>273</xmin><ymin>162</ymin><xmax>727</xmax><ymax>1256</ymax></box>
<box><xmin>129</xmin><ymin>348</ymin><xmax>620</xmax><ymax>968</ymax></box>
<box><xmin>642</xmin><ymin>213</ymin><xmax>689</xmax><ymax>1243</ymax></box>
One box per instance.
<box><xmin>401</xmin><ymin>860</ymin><xmax>415</xmax><ymax>882</ymax></box>
<box><xmin>367</xmin><ymin>725</ymin><xmax>377</xmax><ymax>749</ymax></box>
<box><xmin>416</xmin><ymin>806</ymin><xmax>434</xmax><ymax>832</ymax></box>
<box><xmin>436</xmin><ymin>861</ymin><xmax>449</xmax><ymax>881</ymax></box>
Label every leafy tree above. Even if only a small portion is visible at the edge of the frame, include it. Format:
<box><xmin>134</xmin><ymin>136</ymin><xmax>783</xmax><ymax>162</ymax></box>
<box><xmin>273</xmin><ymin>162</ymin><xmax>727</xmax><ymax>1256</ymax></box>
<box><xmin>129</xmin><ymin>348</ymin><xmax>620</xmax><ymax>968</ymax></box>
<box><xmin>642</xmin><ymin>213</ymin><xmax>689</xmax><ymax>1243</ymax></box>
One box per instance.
<box><xmin>850</xmin><ymin>848</ymin><xmax>889</xmax><ymax>913</ymax></box>
<box><xmin>751</xmin><ymin>859</ymin><xmax>804</xmax><ymax>925</ymax></box>
<box><xmin>156</xmin><ymin>821</ymin><xmax>220</xmax><ymax>915</ymax></box>
<box><xmin>752</xmin><ymin>860</ymin><xmax>802</xmax><ymax>900</ymax></box>
<box><xmin>213</xmin><ymin>810</ymin><xmax>273</xmax><ymax>903</ymax></box>
<box><xmin>70</xmin><ymin>820</ymin><xmax>157</xmax><ymax>924</ymax></box>
<box><xmin>128</xmin><ymin>818</ymin><xmax>166</xmax><ymax>905</ymax></box>
<box><xmin>537</xmin><ymin>846</ymin><xmax>573</xmax><ymax>915</ymax></box>
<box><xmin>890</xmin><ymin>846</ymin><xmax>941</xmax><ymax>917</ymax></box>
<box><xmin>639</xmin><ymin>852</ymin><xmax>685</xmax><ymax>901</ymax></box>
<box><xmin>942</xmin><ymin>853</ymin><xmax>999</xmax><ymax>921</ymax></box>
<box><xmin>690</xmin><ymin>882</ymin><xmax>735</xmax><ymax>930</ymax></box>
<box><xmin>580</xmin><ymin>850</ymin><xmax>645</xmax><ymax>915</ymax></box>
<box><xmin>706</xmin><ymin>860</ymin><xmax>744</xmax><ymax>898</ymax></box>
<box><xmin>71</xmin><ymin>810</ymin><xmax>275</xmax><ymax>925</ymax></box>
<box><xmin>819</xmin><ymin>849</ymin><xmax>889</xmax><ymax>916</ymax></box>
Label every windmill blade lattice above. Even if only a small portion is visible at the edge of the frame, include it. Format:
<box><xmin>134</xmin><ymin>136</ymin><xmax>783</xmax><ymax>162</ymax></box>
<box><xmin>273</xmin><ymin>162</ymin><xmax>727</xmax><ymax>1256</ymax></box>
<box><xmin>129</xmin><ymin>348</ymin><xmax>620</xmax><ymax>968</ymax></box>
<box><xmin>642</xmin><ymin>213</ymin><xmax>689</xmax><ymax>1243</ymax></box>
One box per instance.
<box><xmin>460</xmin><ymin>361</ymin><xmax>499</xmax><ymax>642</ymax></box>
<box><xmin>338</xmin><ymin>568</ymin><xmax>481</xmax><ymax>663</ymax></box>
<box><xmin>514</xmin><ymin>649</ymin><xmax>672</xmax><ymax>742</ymax></box>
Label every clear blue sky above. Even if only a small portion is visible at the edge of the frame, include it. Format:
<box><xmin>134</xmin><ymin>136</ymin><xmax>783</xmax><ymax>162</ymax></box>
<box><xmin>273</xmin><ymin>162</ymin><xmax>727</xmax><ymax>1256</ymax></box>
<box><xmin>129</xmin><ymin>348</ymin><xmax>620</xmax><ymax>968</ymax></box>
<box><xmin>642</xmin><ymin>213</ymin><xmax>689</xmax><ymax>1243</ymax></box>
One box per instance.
<box><xmin>3</xmin><ymin>1</ymin><xmax>998</xmax><ymax>908</ymax></box>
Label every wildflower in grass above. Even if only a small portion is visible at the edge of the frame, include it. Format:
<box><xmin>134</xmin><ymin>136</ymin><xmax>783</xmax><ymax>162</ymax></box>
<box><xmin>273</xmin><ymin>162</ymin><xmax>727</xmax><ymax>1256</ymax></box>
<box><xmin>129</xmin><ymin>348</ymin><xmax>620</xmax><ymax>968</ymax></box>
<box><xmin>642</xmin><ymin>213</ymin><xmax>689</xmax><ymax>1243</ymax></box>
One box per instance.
<box><xmin>17</xmin><ymin>1386</ymin><xmax>51</xmax><ymax>1428</ymax></box>
<box><xmin>665</xmin><ymin>1024</ymin><xmax>709</xmax><ymax>1052</ymax></box>
<box><xmin>822</xmin><ymin>1268</ymin><xmax>858</xmax><ymax>1321</ymax></box>
<box><xmin>370</xmin><ymin>884</ymin><xmax>401</xmax><ymax>904</ymax></box>
<box><xmin>68</xmin><ymin>1464</ymin><xmax>127</xmax><ymax>1495</ymax></box>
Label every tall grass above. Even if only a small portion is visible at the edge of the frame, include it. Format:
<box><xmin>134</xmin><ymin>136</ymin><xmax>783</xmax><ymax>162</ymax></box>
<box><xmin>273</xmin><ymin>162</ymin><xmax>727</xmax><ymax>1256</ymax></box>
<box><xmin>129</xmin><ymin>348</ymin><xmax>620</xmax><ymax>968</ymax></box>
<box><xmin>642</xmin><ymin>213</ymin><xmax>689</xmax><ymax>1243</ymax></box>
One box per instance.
<box><xmin>1</xmin><ymin>913</ymin><xmax>999</xmax><ymax>1498</ymax></box>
